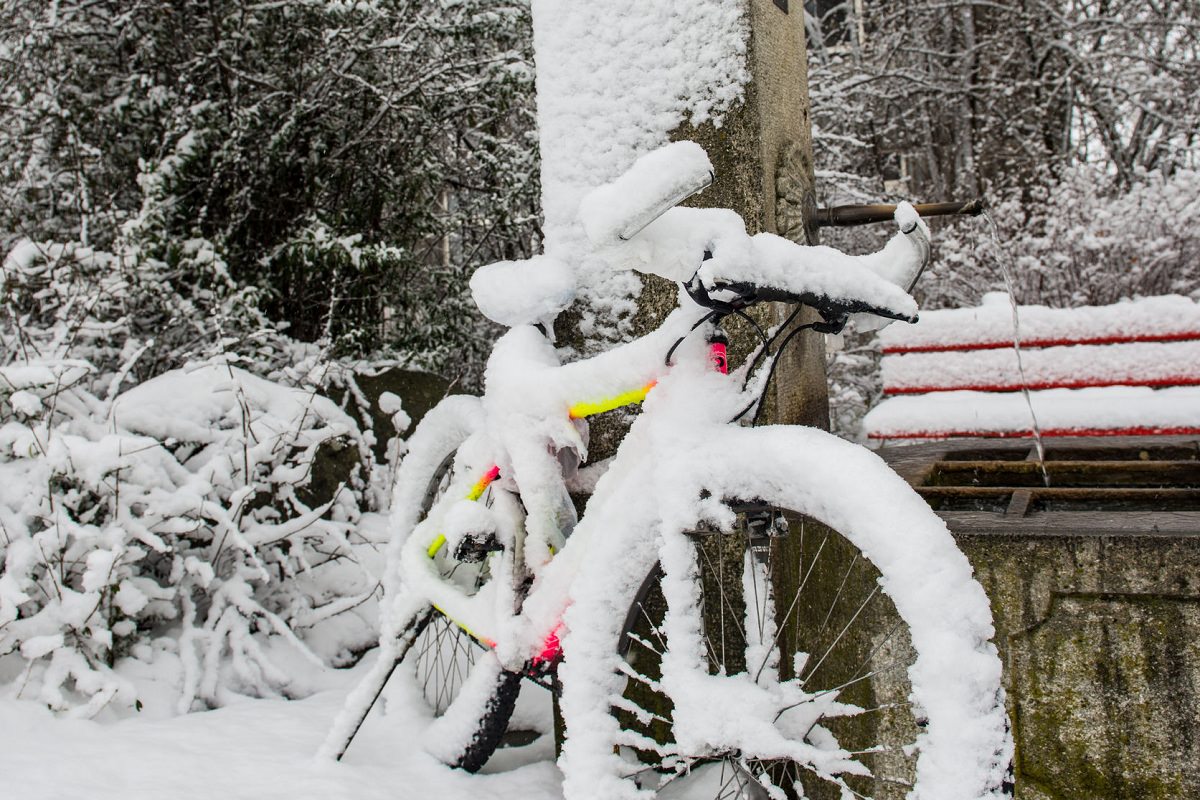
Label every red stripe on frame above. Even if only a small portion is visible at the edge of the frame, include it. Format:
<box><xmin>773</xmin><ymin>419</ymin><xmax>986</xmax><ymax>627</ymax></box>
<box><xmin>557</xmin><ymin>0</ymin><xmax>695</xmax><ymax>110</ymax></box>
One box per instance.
<box><xmin>882</xmin><ymin>330</ymin><xmax>1200</xmax><ymax>355</ymax></box>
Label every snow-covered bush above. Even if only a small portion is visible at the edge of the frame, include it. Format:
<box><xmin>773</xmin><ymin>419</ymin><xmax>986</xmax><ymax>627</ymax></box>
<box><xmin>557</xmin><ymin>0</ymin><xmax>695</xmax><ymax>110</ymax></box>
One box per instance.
<box><xmin>0</xmin><ymin>357</ymin><xmax>376</xmax><ymax>717</ymax></box>
<box><xmin>0</xmin><ymin>0</ymin><xmax>534</xmax><ymax>720</ymax></box>
<box><xmin>0</xmin><ymin>237</ymin><xmax>391</xmax><ymax>716</ymax></box>
<box><xmin>1</xmin><ymin>235</ymin><xmax>281</xmax><ymax>386</ymax></box>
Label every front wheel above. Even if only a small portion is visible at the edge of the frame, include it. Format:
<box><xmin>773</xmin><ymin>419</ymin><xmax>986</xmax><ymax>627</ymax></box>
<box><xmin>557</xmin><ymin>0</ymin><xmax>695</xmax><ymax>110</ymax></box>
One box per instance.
<box><xmin>559</xmin><ymin>425</ymin><xmax>1012</xmax><ymax>800</ymax></box>
<box><xmin>616</xmin><ymin>510</ymin><xmax>939</xmax><ymax>799</ymax></box>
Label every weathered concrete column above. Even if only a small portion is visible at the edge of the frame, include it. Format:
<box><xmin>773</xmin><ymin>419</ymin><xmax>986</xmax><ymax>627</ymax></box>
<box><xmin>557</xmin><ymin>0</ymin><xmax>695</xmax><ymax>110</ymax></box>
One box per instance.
<box><xmin>667</xmin><ymin>0</ymin><xmax>829</xmax><ymax>430</ymax></box>
<box><xmin>533</xmin><ymin>1</ymin><xmax>828</xmax><ymax>460</ymax></box>
<box><xmin>530</xmin><ymin>0</ymin><xmax>831</xmax><ymax>757</ymax></box>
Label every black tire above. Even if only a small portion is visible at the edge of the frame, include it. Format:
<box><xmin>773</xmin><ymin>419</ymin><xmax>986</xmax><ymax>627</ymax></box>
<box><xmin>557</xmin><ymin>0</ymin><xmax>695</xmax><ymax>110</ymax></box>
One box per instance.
<box><xmin>452</xmin><ymin>666</ymin><xmax>524</xmax><ymax>772</ymax></box>
<box><xmin>614</xmin><ymin>501</ymin><xmax>986</xmax><ymax>800</ymax></box>
<box><xmin>399</xmin><ymin>450</ymin><xmax>522</xmax><ymax>773</ymax></box>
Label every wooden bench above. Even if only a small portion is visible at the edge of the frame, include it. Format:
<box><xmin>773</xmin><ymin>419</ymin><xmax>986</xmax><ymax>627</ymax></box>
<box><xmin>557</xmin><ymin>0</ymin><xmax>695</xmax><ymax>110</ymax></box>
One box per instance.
<box><xmin>864</xmin><ymin>294</ymin><xmax>1200</xmax><ymax>440</ymax></box>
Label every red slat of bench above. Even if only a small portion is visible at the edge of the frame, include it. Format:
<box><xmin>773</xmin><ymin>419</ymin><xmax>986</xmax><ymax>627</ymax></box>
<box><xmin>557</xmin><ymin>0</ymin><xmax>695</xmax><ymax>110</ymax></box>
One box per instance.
<box><xmin>862</xmin><ymin>385</ymin><xmax>1200</xmax><ymax>441</ymax></box>
<box><xmin>868</xmin><ymin>425</ymin><xmax>1200</xmax><ymax>440</ymax></box>
<box><xmin>882</xmin><ymin>340</ymin><xmax>1200</xmax><ymax>395</ymax></box>
<box><xmin>879</xmin><ymin>295</ymin><xmax>1200</xmax><ymax>355</ymax></box>
<box><xmin>890</xmin><ymin>378</ymin><xmax>1200</xmax><ymax>395</ymax></box>
<box><xmin>883</xmin><ymin>330</ymin><xmax>1200</xmax><ymax>354</ymax></box>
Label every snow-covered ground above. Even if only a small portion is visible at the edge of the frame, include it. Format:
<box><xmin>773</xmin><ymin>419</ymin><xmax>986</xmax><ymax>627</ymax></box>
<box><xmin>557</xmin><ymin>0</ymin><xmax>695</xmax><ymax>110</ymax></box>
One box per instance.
<box><xmin>1</xmin><ymin>653</ymin><xmax>562</xmax><ymax>800</ymax></box>
<box><xmin>2</xmin><ymin>506</ymin><xmax>560</xmax><ymax>800</ymax></box>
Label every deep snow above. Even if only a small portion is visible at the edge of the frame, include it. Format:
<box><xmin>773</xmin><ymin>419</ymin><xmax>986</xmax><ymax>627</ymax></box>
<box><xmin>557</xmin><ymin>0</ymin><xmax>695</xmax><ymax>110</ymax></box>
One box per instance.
<box><xmin>0</xmin><ymin>655</ymin><xmax>562</xmax><ymax>800</ymax></box>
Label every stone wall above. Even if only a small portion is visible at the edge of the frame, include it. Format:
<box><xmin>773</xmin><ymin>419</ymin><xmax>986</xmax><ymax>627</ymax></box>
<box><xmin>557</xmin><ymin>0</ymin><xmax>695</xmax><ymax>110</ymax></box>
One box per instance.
<box><xmin>883</xmin><ymin>436</ymin><xmax>1200</xmax><ymax>799</ymax></box>
<box><xmin>961</xmin><ymin>533</ymin><xmax>1200</xmax><ymax>799</ymax></box>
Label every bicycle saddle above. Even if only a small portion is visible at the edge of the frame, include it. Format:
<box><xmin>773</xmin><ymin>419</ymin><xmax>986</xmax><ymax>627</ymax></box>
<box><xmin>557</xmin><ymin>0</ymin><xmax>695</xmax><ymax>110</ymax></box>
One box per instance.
<box><xmin>469</xmin><ymin>254</ymin><xmax>576</xmax><ymax>329</ymax></box>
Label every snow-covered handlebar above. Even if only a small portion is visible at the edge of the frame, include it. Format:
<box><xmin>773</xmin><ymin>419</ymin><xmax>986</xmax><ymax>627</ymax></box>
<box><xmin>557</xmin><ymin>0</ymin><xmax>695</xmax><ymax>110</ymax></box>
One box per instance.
<box><xmin>578</xmin><ymin>141</ymin><xmax>932</xmax><ymax>326</ymax></box>
<box><xmin>691</xmin><ymin>207</ymin><xmax>929</xmax><ymax>325</ymax></box>
<box><xmin>470</xmin><ymin>141</ymin><xmax>932</xmax><ymax>331</ymax></box>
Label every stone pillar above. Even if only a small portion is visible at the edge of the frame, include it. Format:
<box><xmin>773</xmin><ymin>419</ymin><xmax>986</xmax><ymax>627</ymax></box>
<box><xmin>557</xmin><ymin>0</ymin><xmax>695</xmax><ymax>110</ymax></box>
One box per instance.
<box><xmin>530</xmin><ymin>0</ymin><xmax>830</xmax><ymax>756</ymax></box>
<box><xmin>552</xmin><ymin>0</ymin><xmax>828</xmax><ymax>461</ymax></box>
<box><xmin>660</xmin><ymin>0</ymin><xmax>828</xmax><ymax>430</ymax></box>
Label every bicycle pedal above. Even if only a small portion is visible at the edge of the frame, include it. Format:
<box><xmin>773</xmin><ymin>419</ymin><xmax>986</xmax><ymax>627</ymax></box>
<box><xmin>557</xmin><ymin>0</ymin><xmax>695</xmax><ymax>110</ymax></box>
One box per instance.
<box><xmin>684</xmin><ymin>519</ymin><xmax>726</xmax><ymax>537</ymax></box>
<box><xmin>454</xmin><ymin>531</ymin><xmax>504</xmax><ymax>563</ymax></box>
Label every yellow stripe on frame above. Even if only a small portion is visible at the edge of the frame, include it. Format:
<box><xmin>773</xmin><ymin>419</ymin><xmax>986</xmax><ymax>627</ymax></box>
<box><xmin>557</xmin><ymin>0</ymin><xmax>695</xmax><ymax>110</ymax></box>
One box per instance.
<box><xmin>432</xmin><ymin>603</ymin><xmax>497</xmax><ymax>648</ymax></box>
<box><xmin>426</xmin><ymin>534</ymin><xmax>447</xmax><ymax>558</ymax></box>
<box><xmin>568</xmin><ymin>381</ymin><xmax>657</xmax><ymax>419</ymax></box>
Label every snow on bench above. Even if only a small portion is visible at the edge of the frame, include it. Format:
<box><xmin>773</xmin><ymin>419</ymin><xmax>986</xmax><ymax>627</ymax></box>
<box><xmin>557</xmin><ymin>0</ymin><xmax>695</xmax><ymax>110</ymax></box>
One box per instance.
<box><xmin>864</xmin><ymin>294</ymin><xmax>1200</xmax><ymax>440</ymax></box>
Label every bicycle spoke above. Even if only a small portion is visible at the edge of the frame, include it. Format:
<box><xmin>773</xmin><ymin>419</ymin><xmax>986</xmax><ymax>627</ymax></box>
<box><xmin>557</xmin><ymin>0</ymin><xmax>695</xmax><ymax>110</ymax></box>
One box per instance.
<box><xmin>650</xmin><ymin>758</ymin><xmax>698</xmax><ymax>790</ymax></box>
<box><xmin>421</xmin><ymin>620</ymin><xmax>442</xmax><ymax>697</ymax></box>
<box><xmin>800</xmin><ymin>584</ymin><xmax>880</xmax><ymax>685</ymax></box>
<box><xmin>414</xmin><ymin>616</ymin><xmax>441</xmax><ymax>666</ymax></box>
<box><xmin>766</xmin><ymin>532</ymin><xmax>830</xmax><ymax>660</ymax></box>
<box><xmin>696</xmin><ymin>541</ymin><xmax>747</xmax><ymax>668</ymax></box>
<box><xmin>775</xmin><ymin>660</ymin><xmax>908</xmax><ymax>719</ymax></box>
<box><xmin>847</xmin><ymin>743</ymin><xmax>911</xmax><ymax>756</ymax></box>
<box><xmin>639</xmin><ymin>605</ymin><xmax>668</xmax><ymax>652</ymax></box>
<box><xmin>627</xmin><ymin>631</ymin><xmax>664</xmax><ymax>657</ymax></box>
<box><xmin>612</xmin><ymin>695</ymin><xmax>672</xmax><ymax>727</ymax></box>
<box><xmin>852</xmin><ymin>700</ymin><xmax>914</xmax><ymax>718</ymax></box>
<box><xmin>450</xmin><ymin>633</ymin><xmax>464</xmax><ymax>704</ymax></box>
<box><xmin>748</xmin><ymin>551</ymin><xmax>766</xmax><ymax>644</ymax></box>
<box><xmin>432</xmin><ymin>621</ymin><xmax>449</xmax><ymax>711</ymax></box>
<box><xmin>818</xmin><ymin>551</ymin><xmax>860</xmax><ymax>635</ymax></box>
<box><xmin>847</xmin><ymin>616</ymin><xmax>906</xmax><ymax>685</ymax></box>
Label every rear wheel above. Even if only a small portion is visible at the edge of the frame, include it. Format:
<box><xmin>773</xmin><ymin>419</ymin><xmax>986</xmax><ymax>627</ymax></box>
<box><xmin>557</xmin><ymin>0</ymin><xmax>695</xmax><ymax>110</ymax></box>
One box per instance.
<box><xmin>405</xmin><ymin>605</ymin><xmax>523</xmax><ymax>772</ymax></box>
<box><xmin>320</xmin><ymin>397</ymin><xmax>521</xmax><ymax>765</ymax></box>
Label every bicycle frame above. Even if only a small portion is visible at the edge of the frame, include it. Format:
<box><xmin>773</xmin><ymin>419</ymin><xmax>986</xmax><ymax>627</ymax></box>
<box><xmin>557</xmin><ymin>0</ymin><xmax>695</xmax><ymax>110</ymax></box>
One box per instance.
<box><xmin>403</xmin><ymin>313</ymin><xmax>735</xmax><ymax>671</ymax></box>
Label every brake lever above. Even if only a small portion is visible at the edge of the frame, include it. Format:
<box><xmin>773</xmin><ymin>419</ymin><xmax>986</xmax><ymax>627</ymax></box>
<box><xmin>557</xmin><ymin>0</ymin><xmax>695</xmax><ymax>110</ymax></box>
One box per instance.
<box><xmin>683</xmin><ymin>256</ymin><xmax>758</xmax><ymax>315</ymax></box>
<box><xmin>902</xmin><ymin>219</ymin><xmax>932</xmax><ymax>293</ymax></box>
<box><xmin>813</xmin><ymin>311</ymin><xmax>848</xmax><ymax>335</ymax></box>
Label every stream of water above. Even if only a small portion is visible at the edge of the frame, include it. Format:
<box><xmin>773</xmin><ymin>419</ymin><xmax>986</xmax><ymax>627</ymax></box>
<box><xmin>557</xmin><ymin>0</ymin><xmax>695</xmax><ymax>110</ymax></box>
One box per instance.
<box><xmin>981</xmin><ymin>209</ymin><xmax>1051</xmax><ymax>488</ymax></box>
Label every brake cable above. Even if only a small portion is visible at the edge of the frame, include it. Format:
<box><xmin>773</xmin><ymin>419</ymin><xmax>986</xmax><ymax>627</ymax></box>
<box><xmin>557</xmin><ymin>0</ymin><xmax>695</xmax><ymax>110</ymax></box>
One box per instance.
<box><xmin>729</xmin><ymin>319</ymin><xmax>825</xmax><ymax>424</ymax></box>
<box><xmin>664</xmin><ymin>309</ymin><xmax>722</xmax><ymax>366</ymax></box>
<box><xmin>676</xmin><ymin>255</ymin><xmax>853</xmax><ymax>424</ymax></box>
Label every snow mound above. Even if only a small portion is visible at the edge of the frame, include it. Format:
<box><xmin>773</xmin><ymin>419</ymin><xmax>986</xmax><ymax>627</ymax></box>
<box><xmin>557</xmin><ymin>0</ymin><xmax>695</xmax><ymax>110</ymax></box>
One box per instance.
<box><xmin>113</xmin><ymin>363</ymin><xmax>357</xmax><ymax>444</ymax></box>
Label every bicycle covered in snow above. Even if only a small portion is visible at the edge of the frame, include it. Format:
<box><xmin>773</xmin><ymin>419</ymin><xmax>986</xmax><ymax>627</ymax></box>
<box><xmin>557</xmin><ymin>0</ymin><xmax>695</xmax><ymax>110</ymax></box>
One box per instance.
<box><xmin>322</xmin><ymin>142</ymin><xmax>1013</xmax><ymax>800</ymax></box>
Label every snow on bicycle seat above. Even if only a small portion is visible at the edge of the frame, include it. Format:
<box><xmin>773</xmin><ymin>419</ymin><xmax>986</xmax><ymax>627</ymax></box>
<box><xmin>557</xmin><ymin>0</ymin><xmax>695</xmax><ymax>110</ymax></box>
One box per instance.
<box><xmin>470</xmin><ymin>254</ymin><xmax>576</xmax><ymax>328</ymax></box>
<box><xmin>578</xmin><ymin>141</ymin><xmax>713</xmax><ymax>246</ymax></box>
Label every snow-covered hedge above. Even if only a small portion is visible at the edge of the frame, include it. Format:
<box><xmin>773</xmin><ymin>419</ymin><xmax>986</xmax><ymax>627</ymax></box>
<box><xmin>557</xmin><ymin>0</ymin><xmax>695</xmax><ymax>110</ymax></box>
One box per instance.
<box><xmin>0</xmin><ymin>241</ymin><xmax>388</xmax><ymax>717</ymax></box>
<box><xmin>0</xmin><ymin>358</ymin><xmax>380</xmax><ymax>716</ymax></box>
